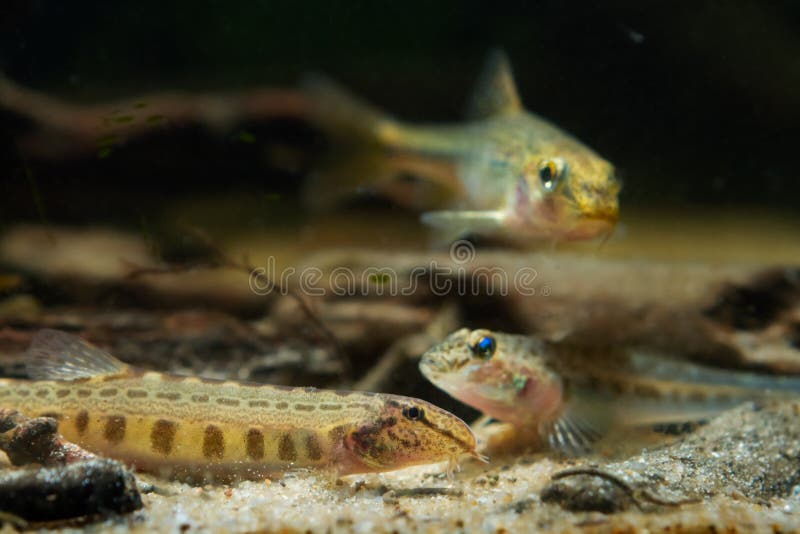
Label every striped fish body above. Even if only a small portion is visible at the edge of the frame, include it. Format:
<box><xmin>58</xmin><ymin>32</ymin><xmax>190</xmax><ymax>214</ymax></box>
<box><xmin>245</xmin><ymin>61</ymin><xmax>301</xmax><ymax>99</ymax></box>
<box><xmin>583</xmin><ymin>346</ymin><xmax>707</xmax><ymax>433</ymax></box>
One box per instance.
<box><xmin>1</xmin><ymin>331</ymin><xmax>477</xmax><ymax>483</ymax></box>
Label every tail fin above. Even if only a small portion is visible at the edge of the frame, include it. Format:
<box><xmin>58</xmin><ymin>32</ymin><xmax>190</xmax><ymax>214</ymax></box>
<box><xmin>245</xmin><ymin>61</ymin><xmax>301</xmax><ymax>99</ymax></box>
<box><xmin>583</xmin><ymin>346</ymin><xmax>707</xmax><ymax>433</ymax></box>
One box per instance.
<box><xmin>301</xmin><ymin>76</ymin><xmax>455</xmax><ymax>212</ymax></box>
<box><xmin>301</xmin><ymin>76</ymin><xmax>398</xmax><ymax>210</ymax></box>
<box><xmin>303</xmin><ymin>75</ymin><xmax>394</xmax><ymax>143</ymax></box>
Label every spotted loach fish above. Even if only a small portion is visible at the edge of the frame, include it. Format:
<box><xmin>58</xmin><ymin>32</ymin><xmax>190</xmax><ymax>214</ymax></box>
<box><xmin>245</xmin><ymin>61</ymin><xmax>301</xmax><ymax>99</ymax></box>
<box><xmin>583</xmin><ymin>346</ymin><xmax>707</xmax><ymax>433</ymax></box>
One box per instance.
<box><xmin>420</xmin><ymin>328</ymin><xmax>800</xmax><ymax>455</ymax></box>
<box><xmin>0</xmin><ymin>330</ymin><xmax>477</xmax><ymax>483</ymax></box>
<box><xmin>304</xmin><ymin>50</ymin><xmax>620</xmax><ymax>245</ymax></box>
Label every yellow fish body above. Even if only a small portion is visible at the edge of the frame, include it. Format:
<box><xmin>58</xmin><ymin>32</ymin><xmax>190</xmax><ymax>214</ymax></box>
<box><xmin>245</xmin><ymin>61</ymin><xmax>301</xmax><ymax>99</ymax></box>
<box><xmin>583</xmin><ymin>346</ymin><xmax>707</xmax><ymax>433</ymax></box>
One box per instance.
<box><xmin>1</xmin><ymin>330</ymin><xmax>477</xmax><ymax>483</ymax></box>
<box><xmin>306</xmin><ymin>50</ymin><xmax>620</xmax><ymax>244</ymax></box>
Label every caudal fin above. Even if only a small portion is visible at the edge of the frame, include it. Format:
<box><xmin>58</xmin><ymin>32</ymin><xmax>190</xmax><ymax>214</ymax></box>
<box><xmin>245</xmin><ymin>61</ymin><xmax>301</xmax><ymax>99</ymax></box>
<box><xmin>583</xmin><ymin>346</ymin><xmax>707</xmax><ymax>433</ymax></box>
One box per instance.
<box><xmin>301</xmin><ymin>76</ymin><xmax>395</xmax><ymax>210</ymax></box>
<box><xmin>301</xmin><ymin>76</ymin><xmax>455</xmax><ymax>212</ymax></box>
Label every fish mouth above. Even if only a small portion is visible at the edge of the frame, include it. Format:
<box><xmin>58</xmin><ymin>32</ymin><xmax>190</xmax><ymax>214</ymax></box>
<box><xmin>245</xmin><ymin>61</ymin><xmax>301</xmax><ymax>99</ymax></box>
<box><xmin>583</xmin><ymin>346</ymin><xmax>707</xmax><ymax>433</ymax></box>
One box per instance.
<box><xmin>578</xmin><ymin>211</ymin><xmax>618</xmax><ymax>226</ymax></box>
<box><xmin>557</xmin><ymin>210</ymin><xmax>617</xmax><ymax>240</ymax></box>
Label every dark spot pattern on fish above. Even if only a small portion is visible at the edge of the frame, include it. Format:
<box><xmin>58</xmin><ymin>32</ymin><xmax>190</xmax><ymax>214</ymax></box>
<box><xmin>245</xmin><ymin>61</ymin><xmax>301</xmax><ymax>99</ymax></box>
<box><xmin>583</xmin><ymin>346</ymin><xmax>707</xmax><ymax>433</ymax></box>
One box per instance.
<box><xmin>104</xmin><ymin>415</ymin><xmax>126</xmax><ymax>443</ymax></box>
<box><xmin>278</xmin><ymin>433</ymin><xmax>297</xmax><ymax>462</ymax></box>
<box><xmin>75</xmin><ymin>410</ymin><xmax>89</xmax><ymax>435</ymax></box>
<box><xmin>305</xmin><ymin>433</ymin><xmax>323</xmax><ymax>461</ymax></box>
<box><xmin>328</xmin><ymin>425</ymin><xmax>348</xmax><ymax>444</ymax></box>
<box><xmin>151</xmin><ymin>419</ymin><xmax>177</xmax><ymax>455</ymax></box>
<box><xmin>203</xmin><ymin>425</ymin><xmax>225</xmax><ymax>459</ymax></box>
<box><xmin>246</xmin><ymin>429</ymin><xmax>265</xmax><ymax>460</ymax></box>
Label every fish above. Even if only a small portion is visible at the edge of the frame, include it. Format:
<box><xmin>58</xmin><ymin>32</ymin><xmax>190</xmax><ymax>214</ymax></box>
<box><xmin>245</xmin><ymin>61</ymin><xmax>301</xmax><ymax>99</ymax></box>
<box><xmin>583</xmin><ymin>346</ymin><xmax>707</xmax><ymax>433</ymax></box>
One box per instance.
<box><xmin>419</xmin><ymin>328</ymin><xmax>800</xmax><ymax>454</ymax></box>
<box><xmin>304</xmin><ymin>50</ymin><xmax>620</xmax><ymax>245</ymax></box>
<box><xmin>0</xmin><ymin>330</ymin><xmax>477</xmax><ymax>483</ymax></box>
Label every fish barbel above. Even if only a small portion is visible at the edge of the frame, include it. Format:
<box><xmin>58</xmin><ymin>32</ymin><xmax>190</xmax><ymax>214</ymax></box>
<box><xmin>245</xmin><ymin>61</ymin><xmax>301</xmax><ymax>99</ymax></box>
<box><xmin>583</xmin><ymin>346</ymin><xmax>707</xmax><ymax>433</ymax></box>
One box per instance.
<box><xmin>0</xmin><ymin>330</ymin><xmax>477</xmax><ymax>483</ymax></box>
<box><xmin>420</xmin><ymin>328</ymin><xmax>800</xmax><ymax>454</ymax></box>
<box><xmin>305</xmin><ymin>50</ymin><xmax>620</xmax><ymax>244</ymax></box>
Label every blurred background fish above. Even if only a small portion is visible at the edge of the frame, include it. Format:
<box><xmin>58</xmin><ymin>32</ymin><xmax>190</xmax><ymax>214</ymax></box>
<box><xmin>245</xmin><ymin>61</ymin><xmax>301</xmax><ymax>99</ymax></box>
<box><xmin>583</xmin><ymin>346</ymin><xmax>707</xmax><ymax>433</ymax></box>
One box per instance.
<box><xmin>304</xmin><ymin>51</ymin><xmax>620</xmax><ymax>245</ymax></box>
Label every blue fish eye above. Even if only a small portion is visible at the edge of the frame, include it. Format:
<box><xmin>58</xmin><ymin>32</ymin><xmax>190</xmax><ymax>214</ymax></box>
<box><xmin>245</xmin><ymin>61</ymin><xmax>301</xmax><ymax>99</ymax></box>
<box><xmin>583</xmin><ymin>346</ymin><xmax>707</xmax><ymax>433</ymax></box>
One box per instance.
<box><xmin>470</xmin><ymin>335</ymin><xmax>496</xmax><ymax>359</ymax></box>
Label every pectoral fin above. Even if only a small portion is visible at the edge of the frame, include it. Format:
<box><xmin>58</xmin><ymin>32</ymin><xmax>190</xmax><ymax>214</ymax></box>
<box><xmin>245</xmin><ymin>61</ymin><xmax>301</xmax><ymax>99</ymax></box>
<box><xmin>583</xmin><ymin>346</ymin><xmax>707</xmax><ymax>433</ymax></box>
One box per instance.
<box><xmin>538</xmin><ymin>395</ymin><xmax>611</xmax><ymax>456</ymax></box>
<box><xmin>421</xmin><ymin>209</ymin><xmax>506</xmax><ymax>245</ymax></box>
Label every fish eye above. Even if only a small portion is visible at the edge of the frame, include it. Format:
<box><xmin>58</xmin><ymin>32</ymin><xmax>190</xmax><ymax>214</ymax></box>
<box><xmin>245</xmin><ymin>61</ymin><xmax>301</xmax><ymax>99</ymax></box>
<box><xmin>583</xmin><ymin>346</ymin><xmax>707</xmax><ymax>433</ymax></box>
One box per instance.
<box><xmin>468</xmin><ymin>330</ymin><xmax>496</xmax><ymax>359</ymax></box>
<box><xmin>538</xmin><ymin>158</ymin><xmax>565</xmax><ymax>192</ymax></box>
<box><xmin>403</xmin><ymin>405</ymin><xmax>423</xmax><ymax>421</ymax></box>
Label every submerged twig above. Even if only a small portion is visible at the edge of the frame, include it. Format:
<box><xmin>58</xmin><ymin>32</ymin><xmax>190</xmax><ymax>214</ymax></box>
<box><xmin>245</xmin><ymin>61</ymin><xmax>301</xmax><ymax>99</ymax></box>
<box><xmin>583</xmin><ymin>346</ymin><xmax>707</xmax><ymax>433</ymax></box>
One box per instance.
<box><xmin>0</xmin><ymin>75</ymin><xmax>312</xmax><ymax>158</ymax></box>
<box><xmin>0</xmin><ymin>409</ymin><xmax>142</xmax><ymax>521</ymax></box>
<box><xmin>551</xmin><ymin>467</ymin><xmax>700</xmax><ymax>509</ymax></box>
<box><xmin>0</xmin><ymin>409</ymin><xmax>96</xmax><ymax>466</ymax></box>
<box><xmin>0</xmin><ymin>458</ymin><xmax>142</xmax><ymax>522</ymax></box>
<box><xmin>125</xmin><ymin>225</ymin><xmax>347</xmax><ymax>377</ymax></box>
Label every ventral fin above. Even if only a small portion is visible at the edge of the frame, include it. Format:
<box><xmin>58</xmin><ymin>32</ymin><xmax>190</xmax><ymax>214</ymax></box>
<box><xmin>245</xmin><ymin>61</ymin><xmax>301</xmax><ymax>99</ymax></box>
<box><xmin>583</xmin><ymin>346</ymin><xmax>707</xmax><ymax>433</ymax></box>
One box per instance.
<box><xmin>26</xmin><ymin>329</ymin><xmax>128</xmax><ymax>381</ymax></box>
<box><xmin>467</xmin><ymin>49</ymin><xmax>523</xmax><ymax>120</ymax></box>
<box><xmin>539</xmin><ymin>399</ymin><xmax>608</xmax><ymax>456</ymax></box>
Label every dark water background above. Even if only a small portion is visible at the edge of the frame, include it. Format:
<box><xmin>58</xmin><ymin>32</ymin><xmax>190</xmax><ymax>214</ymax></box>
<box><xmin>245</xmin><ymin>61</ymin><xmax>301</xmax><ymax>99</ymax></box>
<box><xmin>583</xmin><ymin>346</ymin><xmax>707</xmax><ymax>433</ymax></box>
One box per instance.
<box><xmin>1</xmin><ymin>1</ymin><xmax>798</xmax><ymax>228</ymax></box>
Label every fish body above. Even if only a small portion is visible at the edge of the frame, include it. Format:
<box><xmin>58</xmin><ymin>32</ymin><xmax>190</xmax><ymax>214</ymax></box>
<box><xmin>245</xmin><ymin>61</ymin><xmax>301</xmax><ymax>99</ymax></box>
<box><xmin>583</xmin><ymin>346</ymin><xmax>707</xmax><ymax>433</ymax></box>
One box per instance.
<box><xmin>1</xmin><ymin>330</ymin><xmax>476</xmax><ymax>482</ymax></box>
<box><xmin>420</xmin><ymin>328</ymin><xmax>800</xmax><ymax>453</ymax></box>
<box><xmin>306</xmin><ymin>50</ymin><xmax>620</xmax><ymax>244</ymax></box>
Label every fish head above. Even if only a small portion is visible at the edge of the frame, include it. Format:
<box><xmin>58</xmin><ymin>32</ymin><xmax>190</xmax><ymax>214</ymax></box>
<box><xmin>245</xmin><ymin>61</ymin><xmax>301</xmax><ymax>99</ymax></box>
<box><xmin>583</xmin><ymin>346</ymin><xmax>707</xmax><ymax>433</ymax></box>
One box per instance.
<box><xmin>420</xmin><ymin>328</ymin><xmax>563</xmax><ymax>427</ymax></box>
<box><xmin>340</xmin><ymin>395</ymin><xmax>477</xmax><ymax>473</ymax></box>
<box><xmin>510</xmin><ymin>139</ymin><xmax>620</xmax><ymax>240</ymax></box>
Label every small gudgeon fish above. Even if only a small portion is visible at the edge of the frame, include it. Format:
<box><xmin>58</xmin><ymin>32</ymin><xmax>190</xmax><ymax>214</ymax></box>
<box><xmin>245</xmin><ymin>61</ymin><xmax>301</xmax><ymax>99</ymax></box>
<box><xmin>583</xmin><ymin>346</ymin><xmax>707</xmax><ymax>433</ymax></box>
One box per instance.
<box><xmin>0</xmin><ymin>330</ymin><xmax>477</xmax><ymax>482</ymax></box>
<box><xmin>420</xmin><ymin>328</ymin><xmax>800</xmax><ymax>454</ymax></box>
<box><xmin>305</xmin><ymin>50</ymin><xmax>620</xmax><ymax>244</ymax></box>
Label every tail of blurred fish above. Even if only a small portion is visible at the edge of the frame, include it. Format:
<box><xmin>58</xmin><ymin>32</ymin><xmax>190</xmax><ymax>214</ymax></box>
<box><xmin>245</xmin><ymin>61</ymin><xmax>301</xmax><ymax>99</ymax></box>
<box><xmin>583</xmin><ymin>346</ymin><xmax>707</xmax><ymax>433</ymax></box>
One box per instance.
<box><xmin>301</xmin><ymin>76</ymin><xmax>453</xmax><ymax>211</ymax></box>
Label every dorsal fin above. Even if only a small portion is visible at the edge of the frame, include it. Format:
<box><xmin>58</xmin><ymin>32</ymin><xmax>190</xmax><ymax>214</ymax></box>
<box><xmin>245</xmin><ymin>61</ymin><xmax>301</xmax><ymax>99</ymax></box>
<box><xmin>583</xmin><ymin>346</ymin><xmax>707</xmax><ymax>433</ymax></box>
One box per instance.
<box><xmin>467</xmin><ymin>49</ymin><xmax>523</xmax><ymax>119</ymax></box>
<box><xmin>26</xmin><ymin>329</ymin><xmax>128</xmax><ymax>381</ymax></box>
